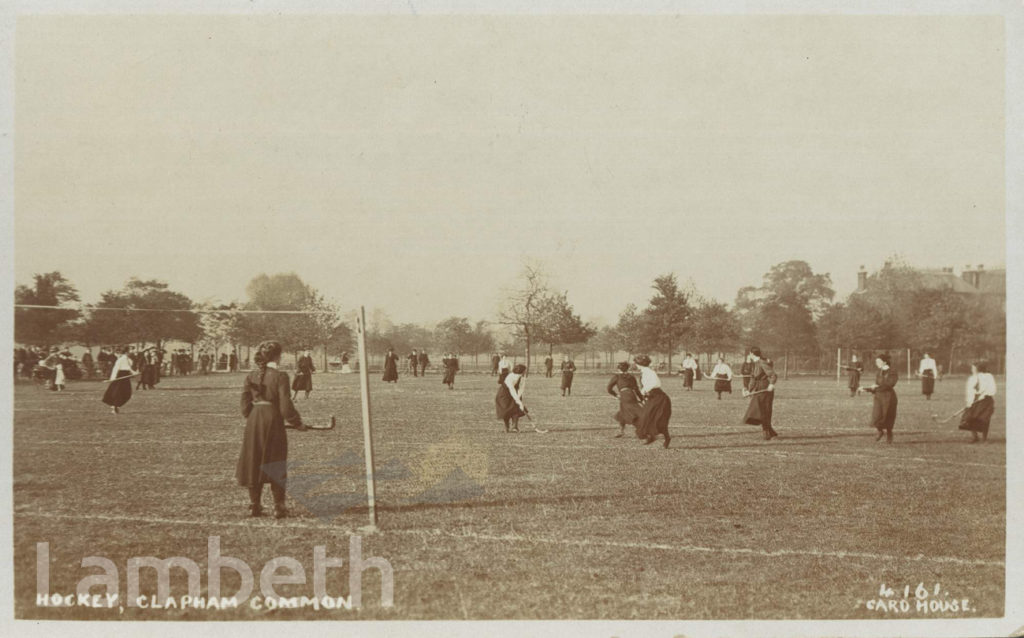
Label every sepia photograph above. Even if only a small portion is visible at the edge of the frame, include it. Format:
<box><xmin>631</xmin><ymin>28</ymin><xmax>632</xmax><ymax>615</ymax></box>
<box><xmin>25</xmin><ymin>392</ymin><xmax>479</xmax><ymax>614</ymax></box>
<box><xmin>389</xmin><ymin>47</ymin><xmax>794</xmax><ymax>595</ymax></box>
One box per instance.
<box><xmin>1</xmin><ymin>1</ymin><xmax>1021</xmax><ymax>637</ymax></box>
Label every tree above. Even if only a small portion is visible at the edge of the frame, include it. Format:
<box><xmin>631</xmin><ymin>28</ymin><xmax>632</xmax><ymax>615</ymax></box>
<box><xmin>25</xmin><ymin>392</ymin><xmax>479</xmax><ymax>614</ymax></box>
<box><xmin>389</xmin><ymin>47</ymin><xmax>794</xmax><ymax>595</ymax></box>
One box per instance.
<box><xmin>236</xmin><ymin>273</ymin><xmax>338</xmax><ymax>353</ymax></box>
<box><xmin>466</xmin><ymin>320</ymin><xmax>496</xmax><ymax>364</ymax></box>
<box><xmin>614</xmin><ymin>303</ymin><xmax>645</xmax><ymax>355</ymax></box>
<box><xmin>590</xmin><ymin>325</ymin><xmax>620</xmax><ymax>365</ymax></box>
<box><xmin>435</xmin><ymin>317</ymin><xmax>473</xmax><ymax>355</ymax></box>
<box><xmin>14</xmin><ymin>272</ymin><xmax>81</xmax><ymax>347</ymax></box>
<box><xmin>536</xmin><ymin>291</ymin><xmax>597</xmax><ymax>356</ymax></box>
<box><xmin>690</xmin><ymin>300</ymin><xmax>741</xmax><ymax>364</ymax></box>
<box><xmin>738</xmin><ymin>261</ymin><xmax>834</xmax><ymax>377</ymax></box>
<box><xmin>638</xmin><ymin>274</ymin><xmax>694</xmax><ymax>370</ymax></box>
<box><xmin>910</xmin><ymin>288</ymin><xmax>972</xmax><ymax>373</ymax></box>
<box><xmin>497</xmin><ymin>264</ymin><xmax>551</xmax><ymax>375</ymax></box>
<box><xmin>84</xmin><ymin>279</ymin><xmax>200</xmax><ymax>347</ymax></box>
<box><xmin>196</xmin><ymin>302</ymin><xmax>245</xmax><ymax>354</ymax></box>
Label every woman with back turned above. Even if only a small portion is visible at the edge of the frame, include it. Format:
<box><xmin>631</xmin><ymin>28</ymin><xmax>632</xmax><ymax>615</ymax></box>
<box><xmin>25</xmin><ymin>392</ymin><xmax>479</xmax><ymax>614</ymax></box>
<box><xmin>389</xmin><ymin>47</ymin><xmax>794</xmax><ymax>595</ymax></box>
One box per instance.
<box><xmin>607</xmin><ymin>361</ymin><xmax>643</xmax><ymax>438</ymax></box>
<box><xmin>864</xmin><ymin>353</ymin><xmax>898</xmax><ymax>443</ymax></box>
<box><xmin>237</xmin><ymin>340</ymin><xmax>305</xmax><ymax>519</ymax></box>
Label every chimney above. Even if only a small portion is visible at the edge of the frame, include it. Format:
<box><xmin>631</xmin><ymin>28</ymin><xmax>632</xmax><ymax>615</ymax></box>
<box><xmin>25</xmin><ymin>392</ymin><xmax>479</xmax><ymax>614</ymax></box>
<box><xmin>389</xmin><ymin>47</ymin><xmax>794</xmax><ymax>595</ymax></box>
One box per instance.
<box><xmin>857</xmin><ymin>266</ymin><xmax>867</xmax><ymax>292</ymax></box>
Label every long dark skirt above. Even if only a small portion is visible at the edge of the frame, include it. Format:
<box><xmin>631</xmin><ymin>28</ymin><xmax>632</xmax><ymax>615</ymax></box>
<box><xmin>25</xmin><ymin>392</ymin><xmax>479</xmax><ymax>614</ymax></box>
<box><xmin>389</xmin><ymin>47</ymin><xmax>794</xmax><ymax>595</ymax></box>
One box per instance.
<box><xmin>101</xmin><ymin>370</ymin><xmax>133</xmax><ymax>407</ymax></box>
<box><xmin>743</xmin><ymin>391</ymin><xmax>775</xmax><ymax>426</ymax></box>
<box><xmin>921</xmin><ymin>375</ymin><xmax>935</xmax><ymax>396</ymax></box>
<box><xmin>870</xmin><ymin>389</ymin><xmax>898</xmax><ymax>430</ymax></box>
<box><xmin>291</xmin><ymin>373</ymin><xmax>312</xmax><ymax>392</ymax></box>
<box><xmin>495</xmin><ymin>385</ymin><xmax>524</xmax><ymax>423</ymax></box>
<box><xmin>236</xmin><ymin>404</ymin><xmax>288</xmax><ymax>487</ymax></box>
<box><xmin>637</xmin><ymin>388</ymin><xmax>671</xmax><ymax>439</ymax></box>
<box><xmin>683</xmin><ymin>369</ymin><xmax>694</xmax><ymax>389</ymax></box>
<box><xmin>714</xmin><ymin>378</ymin><xmax>732</xmax><ymax>394</ymax></box>
<box><xmin>561</xmin><ymin>371</ymin><xmax>574</xmax><ymax>390</ymax></box>
<box><xmin>443</xmin><ymin>367</ymin><xmax>457</xmax><ymax>385</ymax></box>
<box><xmin>959</xmin><ymin>396</ymin><xmax>994</xmax><ymax>435</ymax></box>
<box><xmin>382</xmin><ymin>362</ymin><xmax>398</xmax><ymax>383</ymax></box>
<box><xmin>848</xmin><ymin>370</ymin><xmax>861</xmax><ymax>391</ymax></box>
<box><xmin>141</xmin><ymin>365</ymin><xmax>157</xmax><ymax>387</ymax></box>
<box><xmin>614</xmin><ymin>399</ymin><xmax>643</xmax><ymax>430</ymax></box>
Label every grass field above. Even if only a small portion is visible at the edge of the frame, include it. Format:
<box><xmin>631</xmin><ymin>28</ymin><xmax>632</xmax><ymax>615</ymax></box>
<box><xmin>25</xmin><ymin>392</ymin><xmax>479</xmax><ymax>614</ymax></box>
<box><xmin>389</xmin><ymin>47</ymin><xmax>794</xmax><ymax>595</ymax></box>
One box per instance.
<box><xmin>12</xmin><ymin>369</ymin><xmax>1005</xmax><ymax>620</ymax></box>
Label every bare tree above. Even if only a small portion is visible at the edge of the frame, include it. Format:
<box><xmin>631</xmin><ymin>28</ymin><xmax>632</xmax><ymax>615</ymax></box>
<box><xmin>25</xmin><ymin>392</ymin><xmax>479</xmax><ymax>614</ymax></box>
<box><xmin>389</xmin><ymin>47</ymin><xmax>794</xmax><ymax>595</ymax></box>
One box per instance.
<box><xmin>497</xmin><ymin>263</ymin><xmax>551</xmax><ymax>376</ymax></box>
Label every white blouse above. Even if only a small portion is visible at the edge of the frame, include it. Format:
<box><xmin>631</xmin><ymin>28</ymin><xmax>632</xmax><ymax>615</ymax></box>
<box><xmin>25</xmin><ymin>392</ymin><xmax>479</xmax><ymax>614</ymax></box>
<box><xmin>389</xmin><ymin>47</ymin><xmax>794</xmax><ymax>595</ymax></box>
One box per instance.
<box><xmin>681</xmin><ymin>358</ymin><xmax>698</xmax><ymax>371</ymax></box>
<box><xmin>109</xmin><ymin>354</ymin><xmax>136</xmax><ymax>381</ymax></box>
<box><xmin>504</xmin><ymin>372</ymin><xmax>524</xmax><ymax>407</ymax></box>
<box><xmin>918</xmin><ymin>358</ymin><xmax>938</xmax><ymax>375</ymax></box>
<box><xmin>638</xmin><ymin>366</ymin><xmax>661</xmax><ymax>394</ymax></box>
<box><xmin>966</xmin><ymin>372</ymin><xmax>996</xmax><ymax>405</ymax></box>
<box><xmin>711</xmin><ymin>362</ymin><xmax>733</xmax><ymax>380</ymax></box>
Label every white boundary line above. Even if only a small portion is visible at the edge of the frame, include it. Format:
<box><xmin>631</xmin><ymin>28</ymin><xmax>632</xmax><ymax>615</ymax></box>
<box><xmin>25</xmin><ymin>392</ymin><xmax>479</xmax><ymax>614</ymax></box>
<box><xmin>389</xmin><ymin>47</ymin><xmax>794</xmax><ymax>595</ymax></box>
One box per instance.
<box><xmin>15</xmin><ymin>510</ymin><xmax>1004</xmax><ymax>569</ymax></box>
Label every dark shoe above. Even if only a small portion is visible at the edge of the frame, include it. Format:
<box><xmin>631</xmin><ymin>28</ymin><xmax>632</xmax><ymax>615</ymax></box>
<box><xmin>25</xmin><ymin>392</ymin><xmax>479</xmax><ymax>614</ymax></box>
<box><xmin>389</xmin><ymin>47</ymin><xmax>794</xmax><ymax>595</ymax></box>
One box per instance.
<box><xmin>768</xmin><ymin>428</ymin><xmax>778</xmax><ymax>440</ymax></box>
<box><xmin>663</xmin><ymin>435</ymin><xmax>671</xmax><ymax>449</ymax></box>
<box><xmin>875</xmin><ymin>429</ymin><xmax>884</xmax><ymax>441</ymax></box>
<box><xmin>274</xmin><ymin>505</ymin><xmax>287</xmax><ymax>519</ymax></box>
<box><xmin>250</xmin><ymin>504</ymin><xmax>264</xmax><ymax>517</ymax></box>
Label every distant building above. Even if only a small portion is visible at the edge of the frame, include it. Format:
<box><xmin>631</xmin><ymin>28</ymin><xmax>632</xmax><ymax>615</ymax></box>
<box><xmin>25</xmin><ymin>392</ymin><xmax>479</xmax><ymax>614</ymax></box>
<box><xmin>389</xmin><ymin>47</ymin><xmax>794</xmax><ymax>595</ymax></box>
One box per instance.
<box><xmin>856</xmin><ymin>264</ymin><xmax>1005</xmax><ymax>310</ymax></box>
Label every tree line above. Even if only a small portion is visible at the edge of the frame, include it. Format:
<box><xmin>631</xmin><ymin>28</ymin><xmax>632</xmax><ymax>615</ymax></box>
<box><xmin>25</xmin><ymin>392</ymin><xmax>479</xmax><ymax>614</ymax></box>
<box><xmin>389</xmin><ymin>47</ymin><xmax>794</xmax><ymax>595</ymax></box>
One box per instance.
<box><xmin>15</xmin><ymin>256</ymin><xmax>1004</xmax><ymax>374</ymax></box>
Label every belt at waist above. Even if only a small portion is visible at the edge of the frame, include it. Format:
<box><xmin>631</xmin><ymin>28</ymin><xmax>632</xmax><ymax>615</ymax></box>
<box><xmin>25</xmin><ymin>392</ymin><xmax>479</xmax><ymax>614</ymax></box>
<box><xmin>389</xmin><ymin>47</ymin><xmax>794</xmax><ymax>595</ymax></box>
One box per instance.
<box><xmin>252</xmin><ymin>401</ymin><xmax>274</xmax><ymax>406</ymax></box>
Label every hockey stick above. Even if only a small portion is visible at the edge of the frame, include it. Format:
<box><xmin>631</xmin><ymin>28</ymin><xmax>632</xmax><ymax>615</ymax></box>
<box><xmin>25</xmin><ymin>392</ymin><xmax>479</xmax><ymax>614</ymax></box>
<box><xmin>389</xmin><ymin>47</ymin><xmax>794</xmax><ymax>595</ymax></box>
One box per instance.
<box><xmin>286</xmin><ymin>415</ymin><xmax>336</xmax><ymax>431</ymax></box>
<box><xmin>931</xmin><ymin>406</ymin><xmax>967</xmax><ymax>424</ymax></box>
<box><xmin>521</xmin><ymin>411</ymin><xmax>549</xmax><ymax>434</ymax></box>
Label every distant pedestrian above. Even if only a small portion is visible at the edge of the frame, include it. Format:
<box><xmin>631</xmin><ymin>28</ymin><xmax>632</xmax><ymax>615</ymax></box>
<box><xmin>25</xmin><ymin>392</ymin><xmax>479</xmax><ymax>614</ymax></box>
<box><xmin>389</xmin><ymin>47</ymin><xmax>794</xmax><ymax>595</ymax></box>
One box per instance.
<box><xmin>544</xmin><ymin>355</ymin><xmax>554</xmax><ymax>378</ymax></box>
<box><xmin>382</xmin><ymin>347</ymin><xmax>399</xmax><ymax>383</ymax></box>
<box><xmin>292</xmin><ymin>349</ymin><xmax>315</xmax><ymax>400</ymax></box>
<box><xmin>80</xmin><ymin>350</ymin><xmax>94</xmax><ymax>379</ymax></box>
<box><xmin>442</xmin><ymin>353</ymin><xmax>459</xmax><ymax>389</ymax></box>
<box><xmin>560</xmin><ymin>357</ymin><xmax>576</xmax><ymax>397</ymax></box>
<box><xmin>918</xmin><ymin>352</ymin><xmax>937</xmax><ymax>400</ymax></box>
<box><xmin>681</xmin><ymin>353</ymin><xmax>697</xmax><ymax>390</ymax></box>
<box><xmin>844</xmin><ymin>354</ymin><xmax>864</xmax><ymax>397</ymax></box>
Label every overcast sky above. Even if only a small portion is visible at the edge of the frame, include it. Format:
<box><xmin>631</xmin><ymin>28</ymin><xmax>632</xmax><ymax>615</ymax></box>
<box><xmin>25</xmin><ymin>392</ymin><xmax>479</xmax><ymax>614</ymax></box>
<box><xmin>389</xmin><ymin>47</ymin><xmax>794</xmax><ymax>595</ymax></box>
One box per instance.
<box><xmin>14</xmin><ymin>15</ymin><xmax>1005</xmax><ymax>326</ymax></box>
